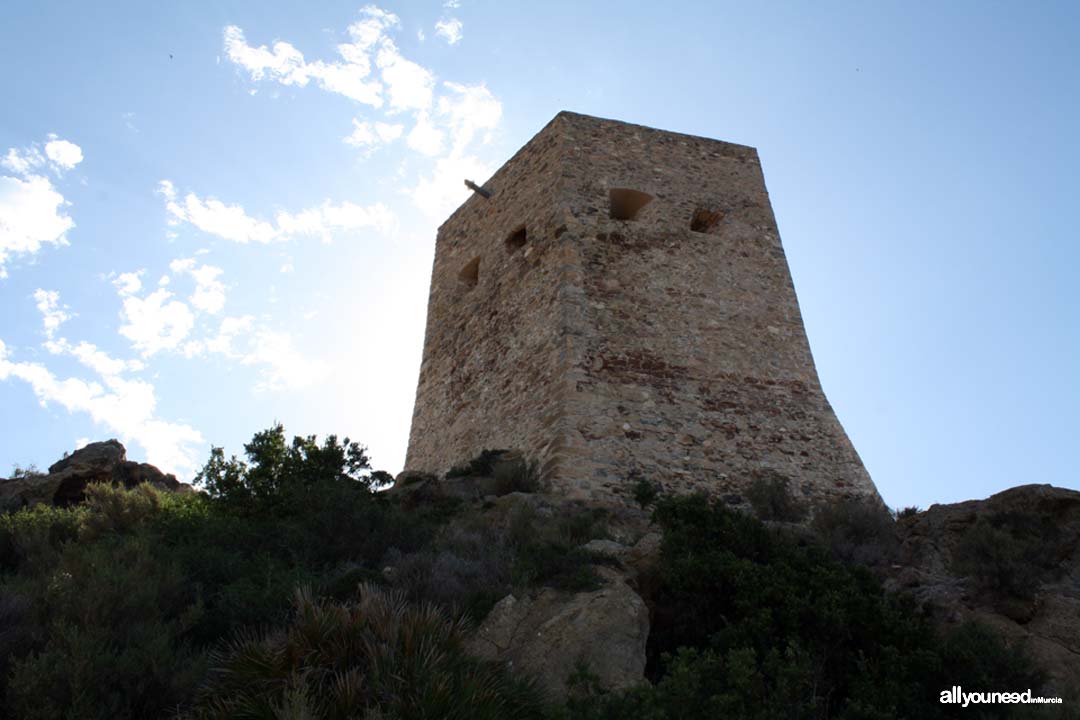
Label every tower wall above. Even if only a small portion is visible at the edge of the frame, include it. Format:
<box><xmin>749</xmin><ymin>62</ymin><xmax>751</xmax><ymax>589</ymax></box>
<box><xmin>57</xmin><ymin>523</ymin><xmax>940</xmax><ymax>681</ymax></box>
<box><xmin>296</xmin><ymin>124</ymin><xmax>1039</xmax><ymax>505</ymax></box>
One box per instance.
<box><xmin>405</xmin><ymin>112</ymin><xmax>879</xmax><ymax>507</ymax></box>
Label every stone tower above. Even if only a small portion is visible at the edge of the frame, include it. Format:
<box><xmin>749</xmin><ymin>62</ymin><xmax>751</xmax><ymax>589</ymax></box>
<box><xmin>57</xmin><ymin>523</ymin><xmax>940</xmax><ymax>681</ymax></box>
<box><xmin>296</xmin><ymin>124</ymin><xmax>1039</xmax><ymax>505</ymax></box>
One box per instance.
<box><xmin>404</xmin><ymin>111</ymin><xmax>880</xmax><ymax>507</ymax></box>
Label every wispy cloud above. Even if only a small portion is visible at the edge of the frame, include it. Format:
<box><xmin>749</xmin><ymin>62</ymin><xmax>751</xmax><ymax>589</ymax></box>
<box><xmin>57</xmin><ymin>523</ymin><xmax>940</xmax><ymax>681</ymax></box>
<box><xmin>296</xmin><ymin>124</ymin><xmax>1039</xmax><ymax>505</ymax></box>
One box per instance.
<box><xmin>222</xmin><ymin>6</ymin><xmax>503</xmax><ymax>217</ymax></box>
<box><xmin>170</xmin><ymin>258</ymin><xmax>227</xmax><ymax>314</ymax></box>
<box><xmin>4</xmin><ymin>285</ymin><xmax>201</xmax><ymax>476</ymax></box>
<box><xmin>0</xmin><ymin>338</ymin><xmax>203</xmax><ymax>476</ymax></box>
<box><xmin>344</xmin><ymin>119</ymin><xmax>404</xmax><ymax>155</ymax></box>
<box><xmin>222</xmin><ymin>6</ymin><xmax>403</xmax><ymax>107</ymax></box>
<box><xmin>434</xmin><ymin>18</ymin><xmax>464</xmax><ymax>45</ymax></box>
<box><xmin>183</xmin><ymin>314</ymin><xmax>325</xmax><ymax>392</ymax></box>
<box><xmin>0</xmin><ymin>135</ymin><xmax>82</xmax><ymax>278</ymax></box>
<box><xmin>118</xmin><ymin>287</ymin><xmax>196</xmax><ymax>357</ymax></box>
<box><xmin>33</xmin><ymin>288</ymin><xmax>71</xmax><ymax>339</ymax></box>
<box><xmin>160</xmin><ymin>180</ymin><xmax>396</xmax><ymax>244</ymax></box>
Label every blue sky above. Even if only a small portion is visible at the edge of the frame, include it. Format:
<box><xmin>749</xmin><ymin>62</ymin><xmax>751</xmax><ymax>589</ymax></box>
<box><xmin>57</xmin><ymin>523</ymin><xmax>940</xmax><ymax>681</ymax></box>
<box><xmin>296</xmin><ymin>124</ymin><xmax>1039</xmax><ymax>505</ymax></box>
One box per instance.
<box><xmin>1</xmin><ymin>1</ymin><xmax>1076</xmax><ymax>509</ymax></box>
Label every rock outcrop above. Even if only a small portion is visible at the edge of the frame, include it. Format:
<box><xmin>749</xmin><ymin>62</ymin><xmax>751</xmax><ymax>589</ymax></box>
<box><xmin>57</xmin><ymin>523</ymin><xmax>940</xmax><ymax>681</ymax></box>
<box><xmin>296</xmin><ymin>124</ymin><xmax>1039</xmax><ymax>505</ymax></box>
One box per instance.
<box><xmin>468</xmin><ymin>566</ymin><xmax>650</xmax><ymax>697</ymax></box>
<box><xmin>886</xmin><ymin>484</ymin><xmax>1080</xmax><ymax>697</ymax></box>
<box><xmin>0</xmin><ymin>440</ymin><xmax>191</xmax><ymax>512</ymax></box>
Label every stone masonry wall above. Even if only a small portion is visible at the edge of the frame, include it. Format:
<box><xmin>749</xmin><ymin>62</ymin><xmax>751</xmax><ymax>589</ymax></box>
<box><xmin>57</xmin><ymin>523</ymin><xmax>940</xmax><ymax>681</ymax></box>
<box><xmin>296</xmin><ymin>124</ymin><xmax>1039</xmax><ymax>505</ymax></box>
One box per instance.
<box><xmin>405</xmin><ymin>112</ymin><xmax>880</xmax><ymax>508</ymax></box>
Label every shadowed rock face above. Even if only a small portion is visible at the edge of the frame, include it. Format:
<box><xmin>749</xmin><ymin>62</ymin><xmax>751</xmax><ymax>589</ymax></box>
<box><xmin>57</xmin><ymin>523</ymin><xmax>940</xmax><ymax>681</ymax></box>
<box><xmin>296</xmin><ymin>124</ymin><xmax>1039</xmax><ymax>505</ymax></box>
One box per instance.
<box><xmin>887</xmin><ymin>484</ymin><xmax>1080</xmax><ymax>697</ymax></box>
<box><xmin>0</xmin><ymin>440</ymin><xmax>190</xmax><ymax>511</ymax></box>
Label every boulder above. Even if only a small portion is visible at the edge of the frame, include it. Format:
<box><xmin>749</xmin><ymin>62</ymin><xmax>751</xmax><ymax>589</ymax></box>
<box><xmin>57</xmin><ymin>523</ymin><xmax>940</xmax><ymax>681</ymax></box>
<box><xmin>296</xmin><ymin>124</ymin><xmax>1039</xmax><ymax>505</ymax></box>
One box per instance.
<box><xmin>467</xmin><ymin>567</ymin><xmax>649</xmax><ymax>697</ymax></box>
<box><xmin>0</xmin><ymin>440</ymin><xmax>190</xmax><ymax>511</ymax></box>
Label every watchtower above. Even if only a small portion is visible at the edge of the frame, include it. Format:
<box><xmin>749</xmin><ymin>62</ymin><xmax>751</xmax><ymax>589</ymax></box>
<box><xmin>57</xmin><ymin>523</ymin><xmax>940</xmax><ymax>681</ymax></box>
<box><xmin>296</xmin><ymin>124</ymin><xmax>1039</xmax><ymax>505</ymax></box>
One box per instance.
<box><xmin>404</xmin><ymin>111</ymin><xmax>879</xmax><ymax>507</ymax></box>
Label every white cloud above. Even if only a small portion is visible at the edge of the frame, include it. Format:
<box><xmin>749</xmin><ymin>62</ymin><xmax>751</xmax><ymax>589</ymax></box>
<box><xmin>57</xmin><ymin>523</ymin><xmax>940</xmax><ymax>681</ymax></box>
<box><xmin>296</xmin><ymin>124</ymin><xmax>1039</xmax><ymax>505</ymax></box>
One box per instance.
<box><xmin>118</xmin><ymin>287</ymin><xmax>196</xmax><ymax>357</ymax></box>
<box><xmin>166</xmin><ymin>191</ymin><xmax>278</xmax><ymax>244</ymax></box>
<box><xmin>0</xmin><ymin>174</ymin><xmax>75</xmax><ymax>278</ymax></box>
<box><xmin>33</xmin><ymin>289</ymin><xmax>71</xmax><ymax>339</ymax></box>
<box><xmin>437</xmin><ymin>81</ymin><xmax>502</xmax><ymax>154</ymax></box>
<box><xmin>375</xmin><ymin>41</ymin><xmax>435</xmax><ymax>112</ymax></box>
<box><xmin>113</xmin><ymin>270</ymin><xmax>144</xmax><ymax>296</ymax></box>
<box><xmin>161</xmin><ymin>183</ymin><xmax>396</xmax><ymax>244</ymax></box>
<box><xmin>46</xmin><ymin>337</ymin><xmax>145</xmax><ymax>377</ymax></box>
<box><xmin>222</xmin><ymin>25</ymin><xmax>312</xmax><ymax>88</ymax></box>
<box><xmin>189</xmin><ymin>264</ymin><xmax>227</xmax><ymax>314</ymax></box>
<box><xmin>44</xmin><ymin>136</ymin><xmax>83</xmax><ymax>171</ymax></box>
<box><xmin>0</xmin><ymin>338</ymin><xmax>204</xmax><ymax>476</ymax></box>
<box><xmin>3</xmin><ymin>135</ymin><xmax>82</xmax><ymax>176</ymax></box>
<box><xmin>344</xmin><ymin>118</ymin><xmax>404</xmax><ymax>155</ymax></box>
<box><xmin>223</xmin><ymin>8</ymin><xmax>397</xmax><ymax>108</ymax></box>
<box><xmin>2</xmin><ymin>147</ymin><xmax>44</xmax><ymax>175</ymax></box>
<box><xmin>0</xmin><ymin>135</ymin><xmax>83</xmax><ymax>277</ymax></box>
<box><xmin>407</xmin><ymin>112</ymin><xmax>445</xmax><ymax>156</ymax></box>
<box><xmin>186</xmin><ymin>315</ymin><xmax>323</xmax><ymax>391</ymax></box>
<box><xmin>434</xmin><ymin>18</ymin><xmax>464</xmax><ymax>45</ymax></box>
<box><xmin>219</xmin><ymin>11</ymin><xmax>506</xmax><ymax>220</ymax></box>
<box><xmin>275</xmin><ymin>200</ymin><xmax>397</xmax><ymax>241</ymax></box>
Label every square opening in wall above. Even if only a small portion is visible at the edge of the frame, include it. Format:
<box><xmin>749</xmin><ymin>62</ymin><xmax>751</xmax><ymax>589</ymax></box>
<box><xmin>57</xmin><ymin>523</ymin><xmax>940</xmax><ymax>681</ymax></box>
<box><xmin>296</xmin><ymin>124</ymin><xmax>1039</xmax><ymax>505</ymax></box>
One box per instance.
<box><xmin>609</xmin><ymin>188</ymin><xmax>653</xmax><ymax>220</ymax></box>
<box><xmin>505</xmin><ymin>226</ymin><xmax>527</xmax><ymax>252</ymax></box>
<box><xmin>691</xmin><ymin>208</ymin><xmax>724</xmax><ymax>233</ymax></box>
<box><xmin>459</xmin><ymin>256</ymin><xmax>480</xmax><ymax>287</ymax></box>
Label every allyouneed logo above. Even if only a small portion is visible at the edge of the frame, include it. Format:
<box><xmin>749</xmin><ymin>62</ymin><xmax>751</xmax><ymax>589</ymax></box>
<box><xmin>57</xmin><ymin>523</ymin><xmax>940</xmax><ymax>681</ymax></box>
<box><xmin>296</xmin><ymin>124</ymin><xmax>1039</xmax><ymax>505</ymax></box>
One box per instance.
<box><xmin>940</xmin><ymin>687</ymin><xmax>1063</xmax><ymax>706</ymax></box>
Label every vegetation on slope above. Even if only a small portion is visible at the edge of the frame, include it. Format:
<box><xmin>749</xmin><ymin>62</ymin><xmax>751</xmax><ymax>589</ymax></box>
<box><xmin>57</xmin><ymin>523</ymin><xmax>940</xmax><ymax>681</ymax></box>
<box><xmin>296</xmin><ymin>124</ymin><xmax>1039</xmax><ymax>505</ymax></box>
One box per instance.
<box><xmin>0</xmin><ymin>425</ymin><xmax>1055</xmax><ymax>719</ymax></box>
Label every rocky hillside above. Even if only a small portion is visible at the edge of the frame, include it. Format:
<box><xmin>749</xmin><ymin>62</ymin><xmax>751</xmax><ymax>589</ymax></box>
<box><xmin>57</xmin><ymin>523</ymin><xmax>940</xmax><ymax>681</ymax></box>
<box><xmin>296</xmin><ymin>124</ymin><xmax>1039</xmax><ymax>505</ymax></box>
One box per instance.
<box><xmin>888</xmin><ymin>484</ymin><xmax>1080</xmax><ymax>696</ymax></box>
<box><xmin>0</xmin><ymin>433</ymin><xmax>1075</xmax><ymax>717</ymax></box>
<box><xmin>0</xmin><ymin>440</ymin><xmax>192</xmax><ymax>511</ymax></box>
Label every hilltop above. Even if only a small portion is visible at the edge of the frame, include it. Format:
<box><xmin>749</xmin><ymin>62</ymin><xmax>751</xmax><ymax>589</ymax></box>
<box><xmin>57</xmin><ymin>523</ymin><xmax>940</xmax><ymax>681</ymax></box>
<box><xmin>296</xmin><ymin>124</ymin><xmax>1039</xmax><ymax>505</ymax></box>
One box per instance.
<box><xmin>0</xmin><ymin>430</ymin><xmax>1076</xmax><ymax>717</ymax></box>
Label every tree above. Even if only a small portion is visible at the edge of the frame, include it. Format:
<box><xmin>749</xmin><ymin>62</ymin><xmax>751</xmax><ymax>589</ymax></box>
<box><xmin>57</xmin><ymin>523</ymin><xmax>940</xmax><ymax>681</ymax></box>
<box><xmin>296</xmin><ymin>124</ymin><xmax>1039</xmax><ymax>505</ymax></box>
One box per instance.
<box><xmin>196</xmin><ymin>424</ymin><xmax>373</xmax><ymax>512</ymax></box>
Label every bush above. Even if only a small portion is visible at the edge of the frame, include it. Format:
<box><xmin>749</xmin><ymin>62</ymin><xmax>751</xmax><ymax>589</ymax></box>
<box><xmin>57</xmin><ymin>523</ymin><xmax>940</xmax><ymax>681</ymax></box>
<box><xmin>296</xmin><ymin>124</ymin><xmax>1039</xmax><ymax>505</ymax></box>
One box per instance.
<box><xmin>79</xmin><ymin>482</ymin><xmax>162</xmax><ymax>540</ymax></box>
<box><xmin>562</xmin><ymin>494</ymin><xmax>1044</xmax><ymax>720</ymax></box>
<box><xmin>953</xmin><ymin>511</ymin><xmax>1061</xmax><ymax>601</ymax></box>
<box><xmin>745</xmin><ymin>471</ymin><xmax>806</xmax><ymax>522</ymax></box>
<box><xmin>386</xmin><ymin>523</ymin><xmax>513</xmax><ymax>620</ymax></box>
<box><xmin>812</xmin><ymin>497</ymin><xmax>898</xmax><ymax>569</ymax></box>
<box><xmin>632</xmin><ymin>477</ymin><xmax>661</xmax><ymax>508</ymax></box>
<box><xmin>5</xmin><ymin>534</ymin><xmax>206</xmax><ymax>720</ymax></box>
<box><xmin>0</xmin><ymin>502</ymin><xmax>83</xmax><ymax>573</ymax></box>
<box><xmin>186</xmin><ymin>584</ymin><xmax>545</xmax><ymax>720</ymax></box>
<box><xmin>446</xmin><ymin>448</ymin><xmax>507</xmax><ymax>478</ymax></box>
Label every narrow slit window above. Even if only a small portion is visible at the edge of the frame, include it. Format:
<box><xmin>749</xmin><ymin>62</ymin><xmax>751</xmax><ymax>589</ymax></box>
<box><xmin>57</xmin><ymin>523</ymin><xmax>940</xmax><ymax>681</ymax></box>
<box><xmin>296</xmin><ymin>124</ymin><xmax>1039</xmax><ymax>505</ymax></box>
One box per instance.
<box><xmin>505</xmin><ymin>226</ymin><xmax>527</xmax><ymax>252</ymax></box>
<box><xmin>609</xmin><ymin>188</ymin><xmax>653</xmax><ymax>220</ymax></box>
<box><xmin>458</xmin><ymin>256</ymin><xmax>480</xmax><ymax>288</ymax></box>
<box><xmin>691</xmin><ymin>207</ymin><xmax>724</xmax><ymax>233</ymax></box>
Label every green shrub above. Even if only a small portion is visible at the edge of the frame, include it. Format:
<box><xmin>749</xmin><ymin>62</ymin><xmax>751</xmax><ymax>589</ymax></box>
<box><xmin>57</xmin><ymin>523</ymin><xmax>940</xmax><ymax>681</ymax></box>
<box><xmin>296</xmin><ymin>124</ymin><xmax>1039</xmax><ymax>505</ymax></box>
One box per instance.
<box><xmin>953</xmin><ymin>511</ymin><xmax>1061</xmax><ymax>600</ymax></box>
<box><xmin>896</xmin><ymin>506</ymin><xmax>920</xmax><ymax>519</ymax></box>
<box><xmin>632</xmin><ymin>477</ymin><xmax>661</xmax><ymax>508</ymax></box>
<box><xmin>811</xmin><ymin>497</ymin><xmax>898</xmax><ymax>569</ymax></box>
<box><xmin>8</xmin><ymin>463</ymin><xmax>45</xmax><ymax>480</ymax></box>
<box><xmin>79</xmin><ymin>482</ymin><xmax>162</xmax><ymax>540</ymax></box>
<box><xmin>186</xmin><ymin>584</ymin><xmax>545</xmax><ymax>720</ymax></box>
<box><xmin>5</xmin><ymin>534</ymin><xmax>206</xmax><ymax>720</ymax></box>
<box><xmin>506</xmin><ymin>503</ymin><xmax>613</xmax><ymax>592</ymax></box>
<box><xmin>0</xmin><ymin>502</ymin><xmax>83</xmax><ymax>573</ymax></box>
<box><xmin>493</xmin><ymin>457</ymin><xmax>540</xmax><ymax>494</ymax></box>
<box><xmin>563</xmin><ymin>494</ymin><xmax>1044</xmax><ymax>720</ymax></box>
<box><xmin>745</xmin><ymin>471</ymin><xmax>806</xmax><ymax>522</ymax></box>
<box><xmin>196</xmin><ymin>423</ymin><xmax>373</xmax><ymax>513</ymax></box>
